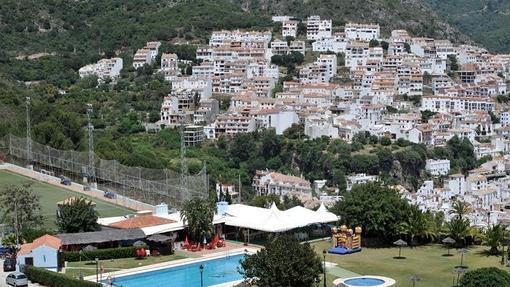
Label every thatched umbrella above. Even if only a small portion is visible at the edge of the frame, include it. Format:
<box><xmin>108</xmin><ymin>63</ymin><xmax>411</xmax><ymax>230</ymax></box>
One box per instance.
<box><xmin>442</xmin><ymin>237</ymin><xmax>456</xmax><ymax>256</ymax></box>
<box><xmin>393</xmin><ymin>239</ymin><xmax>408</xmax><ymax>259</ymax></box>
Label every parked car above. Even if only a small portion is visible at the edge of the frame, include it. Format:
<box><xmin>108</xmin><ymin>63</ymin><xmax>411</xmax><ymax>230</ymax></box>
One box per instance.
<box><xmin>60</xmin><ymin>176</ymin><xmax>71</xmax><ymax>186</ymax></box>
<box><xmin>5</xmin><ymin>272</ymin><xmax>28</xmax><ymax>287</ymax></box>
<box><xmin>0</xmin><ymin>246</ymin><xmax>14</xmax><ymax>257</ymax></box>
<box><xmin>3</xmin><ymin>258</ymin><xmax>16</xmax><ymax>272</ymax></box>
<box><xmin>104</xmin><ymin>191</ymin><xmax>116</xmax><ymax>199</ymax></box>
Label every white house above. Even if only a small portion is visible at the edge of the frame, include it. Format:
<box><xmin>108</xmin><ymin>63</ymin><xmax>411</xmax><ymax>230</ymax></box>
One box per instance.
<box><xmin>282</xmin><ymin>20</ymin><xmax>298</xmax><ymax>38</ymax></box>
<box><xmin>161</xmin><ymin>53</ymin><xmax>180</xmax><ymax>81</ymax></box>
<box><xmin>345</xmin><ymin>23</ymin><xmax>380</xmax><ymax>41</ymax></box>
<box><xmin>347</xmin><ymin>173</ymin><xmax>378</xmax><ymax>191</ymax></box>
<box><xmin>78</xmin><ymin>58</ymin><xmax>123</xmax><ymax>82</ymax></box>
<box><xmin>16</xmin><ymin>235</ymin><xmax>62</xmax><ymax>272</ymax></box>
<box><xmin>306</xmin><ymin>16</ymin><xmax>332</xmax><ymax>40</ymax></box>
<box><xmin>253</xmin><ymin>170</ymin><xmax>312</xmax><ymax>200</ymax></box>
<box><xmin>172</xmin><ymin>76</ymin><xmax>212</xmax><ymax>99</ymax></box>
<box><xmin>425</xmin><ymin>159</ymin><xmax>451</xmax><ymax>176</ymax></box>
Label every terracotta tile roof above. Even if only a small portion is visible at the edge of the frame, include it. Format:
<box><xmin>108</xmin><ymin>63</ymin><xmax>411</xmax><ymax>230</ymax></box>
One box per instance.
<box><xmin>109</xmin><ymin>215</ymin><xmax>175</xmax><ymax>229</ymax></box>
<box><xmin>18</xmin><ymin>235</ymin><xmax>62</xmax><ymax>256</ymax></box>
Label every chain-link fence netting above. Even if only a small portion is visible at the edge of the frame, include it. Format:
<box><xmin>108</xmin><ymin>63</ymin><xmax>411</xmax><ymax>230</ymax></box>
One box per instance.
<box><xmin>7</xmin><ymin>134</ymin><xmax>208</xmax><ymax>208</ymax></box>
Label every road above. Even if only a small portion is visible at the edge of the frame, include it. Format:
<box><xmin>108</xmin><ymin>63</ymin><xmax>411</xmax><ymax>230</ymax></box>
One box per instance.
<box><xmin>0</xmin><ymin>260</ymin><xmax>40</xmax><ymax>287</ymax></box>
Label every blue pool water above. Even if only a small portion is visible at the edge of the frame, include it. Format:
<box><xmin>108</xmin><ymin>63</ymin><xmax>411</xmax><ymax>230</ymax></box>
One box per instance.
<box><xmin>344</xmin><ymin>277</ymin><xmax>385</xmax><ymax>286</ymax></box>
<box><xmin>109</xmin><ymin>254</ymin><xmax>245</xmax><ymax>287</ymax></box>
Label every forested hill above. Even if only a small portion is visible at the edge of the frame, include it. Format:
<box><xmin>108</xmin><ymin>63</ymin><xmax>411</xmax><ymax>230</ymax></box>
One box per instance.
<box><xmin>0</xmin><ymin>0</ymin><xmax>271</xmax><ymax>56</ymax></box>
<box><xmin>1</xmin><ymin>0</ymin><xmax>471</xmax><ymax>58</ymax></box>
<box><xmin>232</xmin><ymin>0</ymin><xmax>469</xmax><ymax>43</ymax></box>
<box><xmin>425</xmin><ymin>0</ymin><xmax>510</xmax><ymax>53</ymax></box>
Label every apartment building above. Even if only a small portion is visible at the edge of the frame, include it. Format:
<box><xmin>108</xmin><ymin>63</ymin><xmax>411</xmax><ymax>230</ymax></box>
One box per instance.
<box><xmin>253</xmin><ymin>170</ymin><xmax>312</xmax><ymax>199</ymax></box>
<box><xmin>160</xmin><ymin>53</ymin><xmax>180</xmax><ymax>81</ymax></box>
<box><xmin>78</xmin><ymin>58</ymin><xmax>123</xmax><ymax>82</ymax></box>
<box><xmin>282</xmin><ymin>20</ymin><xmax>298</xmax><ymax>38</ymax></box>
<box><xmin>345</xmin><ymin>23</ymin><xmax>380</xmax><ymax>41</ymax></box>
<box><xmin>306</xmin><ymin>16</ymin><xmax>332</xmax><ymax>40</ymax></box>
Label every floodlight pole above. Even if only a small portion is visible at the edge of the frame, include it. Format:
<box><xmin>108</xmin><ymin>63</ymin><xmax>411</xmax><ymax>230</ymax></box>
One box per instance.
<box><xmin>25</xmin><ymin>97</ymin><xmax>32</xmax><ymax>166</ymax></box>
<box><xmin>323</xmin><ymin>249</ymin><xmax>327</xmax><ymax>287</ymax></box>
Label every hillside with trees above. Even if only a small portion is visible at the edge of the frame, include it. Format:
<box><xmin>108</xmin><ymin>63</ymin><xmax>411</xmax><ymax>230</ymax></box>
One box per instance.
<box><xmin>425</xmin><ymin>0</ymin><xmax>510</xmax><ymax>53</ymax></box>
<box><xmin>233</xmin><ymin>0</ymin><xmax>469</xmax><ymax>42</ymax></box>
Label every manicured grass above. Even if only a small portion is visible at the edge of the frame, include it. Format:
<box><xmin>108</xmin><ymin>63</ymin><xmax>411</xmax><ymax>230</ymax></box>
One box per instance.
<box><xmin>0</xmin><ymin>170</ymin><xmax>134</xmax><ymax>229</ymax></box>
<box><xmin>64</xmin><ymin>253</ymin><xmax>188</xmax><ymax>279</ymax></box>
<box><xmin>311</xmin><ymin>241</ymin><xmax>510</xmax><ymax>287</ymax></box>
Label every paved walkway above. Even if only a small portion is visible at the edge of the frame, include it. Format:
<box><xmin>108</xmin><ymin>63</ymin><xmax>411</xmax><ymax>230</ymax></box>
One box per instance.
<box><xmin>327</xmin><ymin>264</ymin><xmax>360</xmax><ymax>278</ymax></box>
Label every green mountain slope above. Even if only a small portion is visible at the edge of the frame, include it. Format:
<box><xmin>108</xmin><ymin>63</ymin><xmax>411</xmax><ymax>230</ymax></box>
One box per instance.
<box><xmin>425</xmin><ymin>0</ymin><xmax>510</xmax><ymax>52</ymax></box>
<box><xmin>0</xmin><ymin>0</ymin><xmax>270</xmax><ymax>56</ymax></box>
<box><xmin>232</xmin><ymin>0</ymin><xmax>469</xmax><ymax>42</ymax></box>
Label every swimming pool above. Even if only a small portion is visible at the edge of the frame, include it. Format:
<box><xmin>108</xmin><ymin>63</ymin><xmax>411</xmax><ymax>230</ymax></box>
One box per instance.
<box><xmin>333</xmin><ymin>276</ymin><xmax>396</xmax><ymax>287</ymax></box>
<box><xmin>108</xmin><ymin>254</ymin><xmax>245</xmax><ymax>287</ymax></box>
<box><xmin>344</xmin><ymin>278</ymin><xmax>385</xmax><ymax>286</ymax></box>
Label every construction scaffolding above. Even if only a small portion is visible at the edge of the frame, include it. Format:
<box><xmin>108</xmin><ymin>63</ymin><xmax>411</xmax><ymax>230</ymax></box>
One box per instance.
<box><xmin>6</xmin><ymin>134</ymin><xmax>208</xmax><ymax>209</ymax></box>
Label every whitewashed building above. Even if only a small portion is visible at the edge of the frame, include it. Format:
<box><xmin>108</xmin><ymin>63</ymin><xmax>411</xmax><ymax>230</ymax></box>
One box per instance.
<box><xmin>425</xmin><ymin>159</ymin><xmax>451</xmax><ymax>176</ymax></box>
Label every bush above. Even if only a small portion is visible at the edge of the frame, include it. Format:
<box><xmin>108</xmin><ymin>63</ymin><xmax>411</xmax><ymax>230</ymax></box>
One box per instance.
<box><xmin>62</xmin><ymin>246</ymin><xmax>138</xmax><ymax>262</ymax></box>
<box><xmin>459</xmin><ymin>267</ymin><xmax>510</xmax><ymax>287</ymax></box>
<box><xmin>25</xmin><ymin>266</ymin><xmax>101</xmax><ymax>287</ymax></box>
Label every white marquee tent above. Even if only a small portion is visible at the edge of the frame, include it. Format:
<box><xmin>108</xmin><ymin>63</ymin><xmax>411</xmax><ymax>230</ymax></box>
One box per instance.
<box><xmin>98</xmin><ymin>202</ymin><xmax>339</xmax><ymax>235</ymax></box>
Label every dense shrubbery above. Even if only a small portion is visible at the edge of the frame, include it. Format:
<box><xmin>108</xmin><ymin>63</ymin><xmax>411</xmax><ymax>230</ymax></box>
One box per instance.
<box><xmin>25</xmin><ymin>266</ymin><xmax>101</xmax><ymax>287</ymax></box>
<box><xmin>459</xmin><ymin>267</ymin><xmax>510</xmax><ymax>287</ymax></box>
<box><xmin>62</xmin><ymin>246</ymin><xmax>138</xmax><ymax>262</ymax></box>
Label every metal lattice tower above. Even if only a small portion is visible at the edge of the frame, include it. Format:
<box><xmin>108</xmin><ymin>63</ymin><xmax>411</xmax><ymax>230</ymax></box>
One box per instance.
<box><xmin>25</xmin><ymin>97</ymin><xmax>31</xmax><ymax>165</ymax></box>
<box><xmin>86</xmin><ymin>104</ymin><xmax>95</xmax><ymax>182</ymax></box>
<box><xmin>180</xmin><ymin>114</ymin><xmax>188</xmax><ymax>199</ymax></box>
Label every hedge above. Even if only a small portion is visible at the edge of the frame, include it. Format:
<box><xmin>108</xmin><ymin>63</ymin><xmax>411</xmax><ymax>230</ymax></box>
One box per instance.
<box><xmin>25</xmin><ymin>265</ymin><xmax>101</xmax><ymax>287</ymax></box>
<box><xmin>63</xmin><ymin>246</ymin><xmax>138</xmax><ymax>262</ymax></box>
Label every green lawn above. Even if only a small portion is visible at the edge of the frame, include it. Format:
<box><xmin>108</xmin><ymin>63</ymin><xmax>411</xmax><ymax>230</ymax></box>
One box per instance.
<box><xmin>311</xmin><ymin>241</ymin><xmax>510</xmax><ymax>287</ymax></box>
<box><xmin>64</xmin><ymin>252</ymin><xmax>188</xmax><ymax>279</ymax></box>
<box><xmin>0</xmin><ymin>170</ymin><xmax>134</xmax><ymax>229</ymax></box>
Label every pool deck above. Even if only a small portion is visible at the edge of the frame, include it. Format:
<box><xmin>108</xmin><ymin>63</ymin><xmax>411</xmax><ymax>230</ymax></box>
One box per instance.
<box><xmin>84</xmin><ymin>246</ymin><xmax>260</xmax><ymax>283</ymax></box>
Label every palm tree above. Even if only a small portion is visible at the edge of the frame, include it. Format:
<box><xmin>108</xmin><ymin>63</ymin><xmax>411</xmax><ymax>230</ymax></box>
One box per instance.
<box><xmin>445</xmin><ymin>217</ymin><xmax>472</xmax><ymax>247</ymax></box>
<box><xmin>426</xmin><ymin>211</ymin><xmax>445</xmax><ymax>242</ymax></box>
<box><xmin>180</xmin><ymin>197</ymin><xmax>216</xmax><ymax>243</ymax></box>
<box><xmin>399</xmin><ymin>205</ymin><xmax>431</xmax><ymax>245</ymax></box>
<box><xmin>483</xmin><ymin>224</ymin><xmax>507</xmax><ymax>255</ymax></box>
<box><xmin>450</xmin><ymin>200</ymin><xmax>471</xmax><ymax>220</ymax></box>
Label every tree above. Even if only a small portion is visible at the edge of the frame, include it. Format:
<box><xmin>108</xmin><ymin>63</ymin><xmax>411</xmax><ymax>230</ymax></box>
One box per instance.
<box><xmin>330</xmin><ymin>183</ymin><xmax>410</xmax><ymax>239</ymax></box>
<box><xmin>451</xmin><ymin>200</ymin><xmax>471</xmax><ymax>220</ymax></box>
<box><xmin>398</xmin><ymin>204</ymin><xmax>431</xmax><ymax>245</ymax></box>
<box><xmin>250</xmin><ymin>194</ymin><xmax>281</xmax><ymax>209</ymax></box>
<box><xmin>483</xmin><ymin>224</ymin><xmax>507</xmax><ymax>255</ymax></box>
<box><xmin>180</xmin><ymin>197</ymin><xmax>216</xmax><ymax>243</ymax></box>
<box><xmin>240</xmin><ymin>235</ymin><xmax>323</xmax><ymax>287</ymax></box>
<box><xmin>369</xmin><ymin>39</ymin><xmax>379</xmax><ymax>47</ymax></box>
<box><xmin>445</xmin><ymin>216</ymin><xmax>472</xmax><ymax>246</ymax></box>
<box><xmin>448</xmin><ymin>55</ymin><xmax>459</xmax><ymax>72</ymax></box>
<box><xmin>404</xmin><ymin>42</ymin><xmax>411</xmax><ymax>53</ymax></box>
<box><xmin>56</xmin><ymin>197</ymin><xmax>100</xmax><ymax>233</ymax></box>
<box><xmin>0</xmin><ymin>184</ymin><xmax>43</xmax><ymax>238</ymax></box>
<box><xmin>459</xmin><ymin>267</ymin><xmax>510</xmax><ymax>287</ymax></box>
<box><xmin>281</xmin><ymin>195</ymin><xmax>303</xmax><ymax>210</ymax></box>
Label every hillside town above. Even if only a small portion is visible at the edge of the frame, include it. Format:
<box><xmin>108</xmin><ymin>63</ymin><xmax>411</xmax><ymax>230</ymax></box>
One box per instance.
<box><xmin>3</xmin><ymin>9</ymin><xmax>510</xmax><ymax>287</ymax></box>
<box><xmin>71</xmin><ymin>15</ymin><xmax>510</xmax><ymax>231</ymax></box>
<box><xmin>92</xmin><ymin>16</ymin><xmax>510</xmax><ymax>230</ymax></box>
